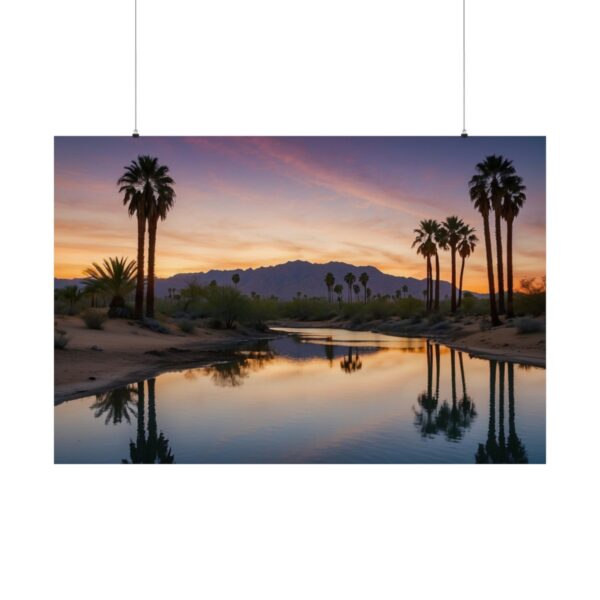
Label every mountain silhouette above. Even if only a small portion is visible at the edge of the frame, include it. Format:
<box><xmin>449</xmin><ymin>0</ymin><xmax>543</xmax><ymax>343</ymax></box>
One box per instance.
<box><xmin>55</xmin><ymin>260</ymin><xmax>477</xmax><ymax>301</ymax></box>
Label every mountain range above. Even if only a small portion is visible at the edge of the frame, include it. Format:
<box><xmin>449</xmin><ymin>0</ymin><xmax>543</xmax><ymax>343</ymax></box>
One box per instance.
<box><xmin>55</xmin><ymin>260</ymin><xmax>477</xmax><ymax>301</ymax></box>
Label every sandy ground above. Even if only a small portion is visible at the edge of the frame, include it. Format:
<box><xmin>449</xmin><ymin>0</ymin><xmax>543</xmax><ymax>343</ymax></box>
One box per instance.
<box><xmin>54</xmin><ymin>316</ymin><xmax>274</xmax><ymax>402</ymax></box>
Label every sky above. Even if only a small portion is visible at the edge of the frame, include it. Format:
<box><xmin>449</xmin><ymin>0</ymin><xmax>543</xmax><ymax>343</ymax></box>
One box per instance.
<box><xmin>54</xmin><ymin>136</ymin><xmax>545</xmax><ymax>292</ymax></box>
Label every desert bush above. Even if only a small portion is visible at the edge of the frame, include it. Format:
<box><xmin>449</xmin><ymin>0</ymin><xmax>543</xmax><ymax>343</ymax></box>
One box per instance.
<box><xmin>428</xmin><ymin>312</ymin><xmax>445</xmax><ymax>325</ymax></box>
<box><xmin>55</xmin><ymin>331</ymin><xmax>69</xmax><ymax>349</ymax></box>
<box><xmin>515</xmin><ymin>317</ymin><xmax>545</xmax><ymax>334</ymax></box>
<box><xmin>513</xmin><ymin>292</ymin><xmax>545</xmax><ymax>317</ymax></box>
<box><xmin>479</xmin><ymin>318</ymin><xmax>492</xmax><ymax>331</ymax></box>
<box><xmin>142</xmin><ymin>318</ymin><xmax>170</xmax><ymax>334</ymax></box>
<box><xmin>177</xmin><ymin>319</ymin><xmax>195</xmax><ymax>333</ymax></box>
<box><xmin>81</xmin><ymin>309</ymin><xmax>107</xmax><ymax>330</ymax></box>
<box><xmin>205</xmin><ymin>285</ymin><xmax>251</xmax><ymax>329</ymax></box>
<box><xmin>281</xmin><ymin>298</ymin><xmax>335</xmax><ymax>321</ymax></box>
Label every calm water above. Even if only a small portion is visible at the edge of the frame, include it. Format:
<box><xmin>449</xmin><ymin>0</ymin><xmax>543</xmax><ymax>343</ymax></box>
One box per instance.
<box><xmin>54</xmin><ymin>328</ymin><xmax>546</xmax><ymax>464</ymax></box>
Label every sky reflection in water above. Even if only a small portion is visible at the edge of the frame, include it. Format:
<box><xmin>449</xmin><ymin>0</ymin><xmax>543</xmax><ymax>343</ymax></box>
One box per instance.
<box><xmin>54</xmin><ymin>329</ymin><xmax>545</xmax><ymax>464</ymax></box>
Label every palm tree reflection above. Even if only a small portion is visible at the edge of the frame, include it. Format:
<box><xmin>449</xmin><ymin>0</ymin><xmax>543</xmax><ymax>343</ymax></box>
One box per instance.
<box><xmin>90</xmin><ymin>385</ymin><xmax>137</xmax><ymax>425</ymax></box>
<box><xmin>340</xmin><ymin>347</ymin><xmax>362</xmax><ymax>373</ymax></box>
<box><xmin>476</xmin><ymin>361</ymin><xmax>528</xmax><ymax>464</ymax></box>
<box><xmin>124</xmin><ymin>378</ymin><xmax>174</xmax><ymax>464</ymax></box>
<box><xmin>205</xmin><ymin>345</ymin><xmax>275</xmax><ymax>387</ymax></box>
<box><xmin>414</xmin><ymin>343</ymin><xmax>477</xmax><ymax>441</ymax></box>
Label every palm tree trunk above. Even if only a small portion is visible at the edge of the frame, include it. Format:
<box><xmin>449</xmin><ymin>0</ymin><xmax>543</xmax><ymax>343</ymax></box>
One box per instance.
<box><xmin>459</xmin><ymin>351</ymin><xmax>467</xmax><ymax>397</ymax></box>
<box><xmin>450</xmin><ymin>349</ymin><xmax>457</xmax><ymax>404</ymax></box>
<box><xmin>435</xmin><ymin>344</ymin><xmax>440</xmax><ymax>400</ymax></box>
<box><xmin>147</xmin><ymin>377</ymin><xmax>158</xmax><ymax>462</ymax></box>
<box><xmin>450</xmin><ymin>247</ymin><xmax>457</xmax><ymax>312</ymax></box>
<box><xmin>146</xmin><ymin>214</ymin><xmax>158</xmax><ymax>318</ymax></box>
<box><xmin>482</xmin><ymin>211</ymin><xmax>501</xmax><ymax>326</ymax></box>
<box><xmin>498</xmin><ymin>362</ymin><xmax>506</xmax><ymax>453</ymax></box>
<box><xmin>426</xmin><ymin>341</ymin><xmax>432</xmax><ymax>399</ymax></box>
<box><xmin>494</xmin><ymin>209</ymin><xmax>506</xmax><ymax>314</ymax></box>
<box><xmin>434</xmin><ymin>252</ymin><xmax>440</xmax><ymax>311</ymax></box>
<box><xmin>506</xmin><ymin>217</ymin><xmax>515</xmax><ymax>318</ymax></box>
<box><xmin>134</xmin><ymin>213</ymin><xmax>146</xmax><ymax>320</ymax></box>
<box><xmin>426</xmin><ymin>256</ymin><xmax>432</xmax><ymax>311</ymax></box>
<box><xmin>458</xmin><ymin>255</ymin><xmax>466</xmax><ymax>307</ymax></box>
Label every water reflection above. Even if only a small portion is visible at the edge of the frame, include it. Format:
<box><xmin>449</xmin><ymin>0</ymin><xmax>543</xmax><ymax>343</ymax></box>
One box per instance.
<box><xmin>413</xmin><ymin>342</ymin><xmax>477</xmax><ymax>441</ymax></box>
<box><xmin>122</xmin><ymin>379</ymin><xmax>174</xmax><ymax>464</ymax></box>
<box><xmin>55</xmin><ymin>329</ymin><xmax>544</xmax><ymax>464</ymax></box>
<box><xmin>475</xmin><ymin>362</ymin><xmax>528</xmax><ymax>464</ymax></box>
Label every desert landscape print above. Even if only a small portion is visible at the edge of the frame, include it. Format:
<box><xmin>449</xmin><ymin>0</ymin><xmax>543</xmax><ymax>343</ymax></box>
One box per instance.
<box><xmin>54</xmin><ymin>136</ymin><xmax>545</xmax><ymax>464</ymax></box>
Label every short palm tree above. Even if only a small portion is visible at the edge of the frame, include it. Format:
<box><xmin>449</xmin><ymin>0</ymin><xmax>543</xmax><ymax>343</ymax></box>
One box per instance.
<box><xmin>57</xmin><ymin>285</ymin><xmax>83</xmax><ymax>311</ymax></box>
<box><xmin>440</xmin><ymin>216</ymin><xmax>465</xmax><ymax>313</ymax></box>
<box><xmin>457</xmin><ymin>224</ymin><xmax>478</xmax><ymax>307</ymax></box>
<box><xmin>412</xmin><ymin>220</ymin><xmax>438</xmax><ymax>311</ymax></box>
<box><xmin>344</xmin><ymin>272</ymin><xmax>356</xmax><ymax>303</ymax></box>
<box><xmin>472</xmin><ymin>155</ymin><xmax>516</xmax><ymax>314</ymax></box>
<box><xmin>469</xmin><ymin>174</ymin><xmax>501</xmax><ymax>326</ymax></box>
<box><xmin>333</xmin><ymin>283</ymin><xmax>344</xmax><ymax>304</ymax></box>
<box><xmin>502</xmin><ymin>175</ymin><xmax>526</xmax><ymax>317</ymax></box>
<box><xmin>324</xmin><ymin>272</ymin><xmax>335</xmax><ymax>302</ymax></box>
<box><xmin>232</xmin><ymin>273</ymin><xmax>240</xmax><ymax>287</ymax></box>
<box><xmin>83</xmin><ymin>257</ymin><xmax>137</xmax><ymax>317</ymax></box>
<box><xmin>359</xmin><ymin>272</ymin><xmax>369</xmax><ymax>303</ymax></box>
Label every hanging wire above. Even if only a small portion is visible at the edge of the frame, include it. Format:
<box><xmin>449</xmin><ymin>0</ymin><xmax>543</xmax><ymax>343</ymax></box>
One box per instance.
<box><xmin>132</xmin><ymin>0</ymin><xmax>139</xmax><ymax>137</ymax></box>
<box><xmin>461</xmin><ymin>0</ymin><xmax>468</xmax><ymax>137</ymax></box>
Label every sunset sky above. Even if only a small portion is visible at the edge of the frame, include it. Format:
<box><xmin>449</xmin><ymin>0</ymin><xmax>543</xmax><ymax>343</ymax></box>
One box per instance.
<box><xmin>54</xmin><ymin>136</ymin><xmax>545</xmax><ymax>292</ymax></box>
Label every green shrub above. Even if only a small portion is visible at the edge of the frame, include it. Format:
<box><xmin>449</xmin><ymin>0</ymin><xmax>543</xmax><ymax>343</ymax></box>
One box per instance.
<box><xmin>177</xmin><ymin>319</ymin><xmax>195</xmax><ymax>333</ymax></box>
<box><xmin>515</xmin><ymin>317</ymin><xmax>545</xmax><ymax>334</ymax></box>
<box><xmin>55</xmin><ymin>331</ymin><xmax>69</xmax><ymax>349</ymax></box>
<box><xmin>513</xmin><ymin>293</ymin><xmax>545</xmax><ymax>317</ymax></box>
<box><xmin>81</xmin><ymin>309</ymin><xmax>107</xmax><ymax>330</ymax></box>
<box><xmin>205</xmin><ymin>285</ymin><xmax>251</xmax><ymax>329</ymax></box>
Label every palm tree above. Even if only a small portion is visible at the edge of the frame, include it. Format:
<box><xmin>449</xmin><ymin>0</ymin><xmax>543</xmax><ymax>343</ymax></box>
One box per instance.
<box><xmin>353</xmin><ymin>283</ymin><xmax>361</xmax><ymax>302</ymax></box>
<box><xmin>83</xmin><ymin>257</ymin><xmax>137</xmax><ymax>317</ymax></box>
<box><xmin>359</xmin><ymin>272</ymin><xmax>369</xmax><ymax>303</ymax></box>
<box><xmin>439</xmin><ymin>216</ymin><xmax>465</xmax><ymax>313</ymax></box>
<box><xmin>366</xmin><ymin>287</ymin><xmax>372</xmax><ymax>302</ymax></box>
<box><xmin>412</xmin><ymin>220</ymin><xmax>438</xmax><ymax>311</ymax></box>
<box><xmin>472</xmin><ymin>155</ymin><xmax>516</xmax><ymax>314</ymax></box>
<box><xmin>433</xmin><ymin>221</ymin><xmax>448</xmax><ymax>311</ymax></box>
<box><xmin>402</xmin><ymin>284</ymin><xmax>408</xmax><ymax>298</ymax></box>
<box><xmin>344</xmin><ymin>272</ymin><xmax>356</xmax><ymax>303</ymax></box>
<box><xmin>457</xmin><ymin>224</ymin><xmax>478</xmax><ymax>307</ymax></box>
<box><xmin>232</xmin><ymin>273</ymin><xmax>240</xmax><ymax>287</ymax></box>
<box><xmin>333</xmin><ymin>283</ymin><xmax>344</xmax><ymax>304</ymax></box>
<box><xmin>324</xmin><ymin>272</ymin><xmax>335</xmax><ymax>302</ymax></box>
<box><xmin>118</xmin><ymin>155</ymin><xmax>175</xmax><ymax>320</ymax></box>
<box><xmin>502</xmin><ymin>175</ymin><xmax>526</xmax><ymax>318</ymax></box>
<box><xmin>90</xmin><ymin>385</ymin><xmax>137</xmax><ymax>425</ymax></box>
<box><xmin>57</xmin><ymin>285</ymin><xmax>83</xmax><ymax>311</ymax></box>
<box><xmin>469</xmin><ymin>173</ymin><xmax>501</xmax><ymax>326</ymax></box>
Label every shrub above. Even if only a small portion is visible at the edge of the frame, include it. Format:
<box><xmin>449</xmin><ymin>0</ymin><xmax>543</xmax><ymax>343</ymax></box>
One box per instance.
<box><xmin>55</xmin><ymin>331</ymin><xmax>69</xmax><ymax>349</ymax></box>
<box><xmin>205</xmin><ymin>285</ymin><xmax>251</xmax><ymax>329</ymax></box>
<box><xmin>142</xmin><ymin>318</ymin><xmax>170</xmax><ymax>334</ymax></box>
<box><xmin>428</xmin><ymin>312</ymin><xmax>445</xmax><ymax>325</ymax></box>
<box><xmin>177</xmin><ymin>319</ymin><xmax>195</xmax><ymax>333</ymax></box>
<box><xmin>479</xmin><ymin>318</ymin><xmax>492</xmax><ymax>331</ymax></box>
<box><xmin>515</xmin><ymin>317</ymin><xmax>545</xmax><ymax>334</ymax></box>
<box><xmin>513</xmin><ymin>292</ymin><xmax>545</xmax><ymax>317</ymax></box>
<box><xmin>81</xmin><ymin>309</ymin><xmax>107</xmax><ymax>330</ymax></box>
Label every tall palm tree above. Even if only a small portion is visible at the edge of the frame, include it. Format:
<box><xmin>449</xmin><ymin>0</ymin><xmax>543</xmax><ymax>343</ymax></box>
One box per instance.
<box><xmin>469</xmin><ymin>174</ymin><xmax>501</xmax><ymax>326</ymax></box>
<box><xmin>118</xmin><ymin>155</ymin><xmax>175</xmax><ymax>320</ymax></box>
<box><xmin>412</xmin><ymin>220</ymin><xmax>438</xmax><ymax>311</ymax></box>
<box><xmin>457</xmin><ymin>224</ymin><xmax>478</xmax><ymax>307</ymax></box>
<box><xmin>402</xmin><ymin>284</ymin><xmax>408</xmax><ymax>298</ymax></box>
<box><xmin>145</xmin><ymin>162</ymin><xmax>175</xmax><ymax>318</ymax></box>
<box><xmin>344</xmin><ymin>272</ymin><xmax>356</xmax><ymax>303</ymax></box>
<box><xmin>472</xmin><ymin>155</ymin><xmax>516</xmax><ymax>314</ymax></box>
<box><xmin>502</xmin><ymin>175</ymin><xmax>526</xmax><ymax>318</ymax></box>
<box><xmin>440</xmin><ymin>216</ymin><xmax>464</xmax><ymax>313</ymax></box>
<box><xmin>353</xmin><ymin>283</ymin><xmax>361</xmax><ymax>302</ymax></box>
<box><xmin>83</xmin><ymin>257</ymin><xmax>137</xmax><ymax>317</ymax></box>
<box><xmin>359</xmin><ymin>272</ymin><xmax>369</xmax><ymax>303</ymax></box>
<box><xmin>324</xmin><ymin>272</ymin><xmax>335</xmax><ymax>302</ymax></box>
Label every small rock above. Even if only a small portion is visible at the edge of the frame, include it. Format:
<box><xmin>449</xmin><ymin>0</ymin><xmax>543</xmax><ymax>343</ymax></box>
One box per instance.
<box><xmin>88</xmin><ymin>376</ymin><xmax>96</xmax><ymax>381</ymax></box>
<box><xmin>90</xmin><ymin>345</ymin><xmax>103</xmax><ymax>352</ymax></box>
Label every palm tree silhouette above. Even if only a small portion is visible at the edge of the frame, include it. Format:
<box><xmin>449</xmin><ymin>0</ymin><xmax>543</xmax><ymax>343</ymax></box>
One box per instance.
<box><xmin>232</xmin><ymin>273</ymin><xmax>240</xmax><ymax>287</ymax></box>
<box><xmin>506</xmin><ymin>363</ymin><xmax>528</xmax><ymax>463</ymax></box>
<box><xmin>57</xmin><ymin>285</ymin><xmax>83</xmax><ymax>312</ymax></box>
<box><xmin>412</xmin><ymin>220</ymin><xmax>438</xmax><ymax>311</ymax></box>
<box><xmin>90</xmin><ymin>385</ymin><xmax>137</xmax><ymax>425</ymax></box>
<box><xmin>344</xmin><ymin>272</ymin><xmax>356</xmax><ymax>303</ymax></box>
<box><xmin>334</xmin><ymin>283</ymin><xmax>343</xmax><ymax>304</ymax></box>
<box><xmin>83</xmin><ymin>257</ymin><xmax>137</xmax><ymax>317</ymax></box>
<box><xmin>413</xmin><ymin>341</ymin><xmax>439</xmax><ymax>437</ymax></box>
<box><xmin>359</xmin><ymin>272</ymin><xmax>369</xmax><ymax>303</ymax></box>
<box><xmin>457</xmin><ymin>224</ymin><xmax>478</xmax><ymax>307</ymax></box>
<box><xmin>475</xmin><ymin>360</ymin><xmax>500</xmax><ymax>462</ymax></box>
<box><xmin>125</xmin><ymin>378</ymin><xmax>174</xmax><ymax>464</ymax></box>
<box><xmin>440</xmin><ymin>216</ymin><xmax>465</xmax><ymax>313</ymax></box>
<box><xmin>502</xmin><ymin>175</ymin><xmax>527</xmax><ymax>317</ymax></box>
<box><xmin>469</xmin><ymin>173</ymin><xmax>501</xmax><ymax>326</ymax></box>
<box><xmin>353</xmin><ymin>283</ymin><xmax>361</xmax><ymax>302</ymax></box>
<box><xmin>402</xmin><ymin>284</ymin><xmax>409</xmax><ymax>298</ymax></box>
<box><xmin>118</xmin><ymin>155</ymin><xmax>175</xmax><ymax>319</ymax></box>
<box><xmin>471</xmin><ymin>155</ymin><xmax>516</xmax><ymax>315</ymax></box>
<box><xmin>324</xmin><ymin>272</ymin><xmax>335</xmax><ymax>302</ymax></box>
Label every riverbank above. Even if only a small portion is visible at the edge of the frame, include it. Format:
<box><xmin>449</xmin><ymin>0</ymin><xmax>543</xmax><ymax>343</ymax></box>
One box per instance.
<box><xmin>54</xmin><ymin>315</ymin><xmax>278</xmax><ymax>403</ymax></box>
<box><xmin>269</xmin><ymin>315</ymin><xmax>546</xmax><ymax>367</ymax></box>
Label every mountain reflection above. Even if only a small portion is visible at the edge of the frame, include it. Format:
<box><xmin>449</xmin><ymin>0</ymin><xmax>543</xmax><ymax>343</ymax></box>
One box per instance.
<box><xmin>413</xmin><ymin>342</ymin><xmax>477</xmax><ymax>441</ymax></box>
